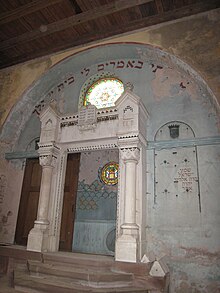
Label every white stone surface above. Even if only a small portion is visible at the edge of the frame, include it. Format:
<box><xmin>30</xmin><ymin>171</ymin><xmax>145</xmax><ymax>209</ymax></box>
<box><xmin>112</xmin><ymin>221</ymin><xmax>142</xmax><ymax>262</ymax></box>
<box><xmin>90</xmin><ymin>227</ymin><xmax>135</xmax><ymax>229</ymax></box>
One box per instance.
<box><xmin>115</xmin><ymin>234</ymin><xmax>139</xmax><ymax>263</ymax></box>
<box><xmin>149</xmin><ymin>260</ymin><xmax>169</xmax><ymax>277</ymax></box>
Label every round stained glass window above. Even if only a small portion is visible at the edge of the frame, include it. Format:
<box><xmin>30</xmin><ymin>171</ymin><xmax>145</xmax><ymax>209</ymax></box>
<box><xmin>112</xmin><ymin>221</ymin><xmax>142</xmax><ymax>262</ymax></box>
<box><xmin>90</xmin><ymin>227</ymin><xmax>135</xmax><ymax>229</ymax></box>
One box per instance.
<box><xmin>101</xmin><ymin>162</ymin><xmax>119</xmax><ymax>185</ymax></box>
<box><xmin>84</xmin><ymin>78</ymin><xmax>124</xmax><ymax>109</ymax></box>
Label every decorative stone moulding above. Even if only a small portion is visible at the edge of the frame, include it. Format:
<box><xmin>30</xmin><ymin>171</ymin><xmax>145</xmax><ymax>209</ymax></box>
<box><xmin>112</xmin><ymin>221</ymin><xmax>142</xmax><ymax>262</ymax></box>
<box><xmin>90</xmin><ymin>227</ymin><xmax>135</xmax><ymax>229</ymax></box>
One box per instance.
<box><xmin>27</xmin><ymin>89</ymin><xmax>148</xmax><ymax>264</ymax></box>
<box><xmin>120</xmin><ymin>147</ymin><xmax>140</xmax><ymax>162</ymax></box>
<box><xmin>39</xmin><ymin>106</ymin><xmax>60</xmax><ymax>144</ymax></box>
<box><xmin>60</xmin><ymin>107</ymin><xmax>119</xmax><ymax>128</ymax></box>
<box><xmin>39</xmin><ymin>154</ymin><xmax>57</xmax><ymax>168</ymax></box>
<box><xmin>67</xmin><ymin>143</ymin><xmax>118</xmax><ymax>153</ymax></box>
<box><xmin>38</xmin><ymin>142</ymin><xmax>60</xmax><ymax>166</ymax></box>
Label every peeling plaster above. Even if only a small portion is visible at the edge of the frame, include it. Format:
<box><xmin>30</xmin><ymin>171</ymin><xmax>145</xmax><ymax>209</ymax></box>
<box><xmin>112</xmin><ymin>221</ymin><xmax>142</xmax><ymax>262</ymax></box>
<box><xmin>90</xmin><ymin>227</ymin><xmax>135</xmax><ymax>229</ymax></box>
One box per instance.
<box><xmin>0</xmin><ymin>59</ymin><xmax>52</xmax><ymax>127</ymax></box>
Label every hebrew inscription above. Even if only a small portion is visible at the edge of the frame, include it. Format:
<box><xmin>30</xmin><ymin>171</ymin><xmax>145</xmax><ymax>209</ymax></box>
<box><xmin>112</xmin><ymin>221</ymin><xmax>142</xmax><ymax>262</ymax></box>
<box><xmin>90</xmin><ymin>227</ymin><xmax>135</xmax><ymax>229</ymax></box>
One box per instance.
<box><xmin>174</xmin><ymin>167</ymin><xmax>198</xmax><ymax>193</ymax></box>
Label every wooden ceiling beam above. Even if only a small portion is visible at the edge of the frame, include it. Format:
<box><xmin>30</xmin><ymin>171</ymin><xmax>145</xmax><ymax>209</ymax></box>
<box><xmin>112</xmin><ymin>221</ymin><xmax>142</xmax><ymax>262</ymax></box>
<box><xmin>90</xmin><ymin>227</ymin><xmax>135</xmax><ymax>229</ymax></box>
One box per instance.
<box><xmin>0</xmin><ymin>0</ymin><xmax>219</xmax><ymax>69</ymax></box>
<box><xmin>68</xmin><ymin>0</ymin><xmax>82</xmax><ymax>14</ymax></box>
<box><xmin>0</xmin><ymin>0</ymin><xmax>154</xmax><ymax>50</ymax></box>
<box><xmin>0</xmin><ymin>0</ymin><xmax>64</xmax><ymax>26</ymax></box>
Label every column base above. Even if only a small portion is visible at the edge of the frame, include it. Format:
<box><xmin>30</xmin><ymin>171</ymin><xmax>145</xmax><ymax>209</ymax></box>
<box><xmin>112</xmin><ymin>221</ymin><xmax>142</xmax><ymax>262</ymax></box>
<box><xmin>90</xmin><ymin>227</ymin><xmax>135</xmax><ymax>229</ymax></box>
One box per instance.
<box><xmin>27</xmin><ymin>222</ymin><xmax>49</xmax><ymax>252</ymax></box>
<box><xmin>47</xmin><ymin>235</ymin><xmax>59</xmax><ymax>252</ymax></box>
<box><xmin>115</xmin><ymin>223</ymin><xmax>139</xmax><ymax>263</ymax></box>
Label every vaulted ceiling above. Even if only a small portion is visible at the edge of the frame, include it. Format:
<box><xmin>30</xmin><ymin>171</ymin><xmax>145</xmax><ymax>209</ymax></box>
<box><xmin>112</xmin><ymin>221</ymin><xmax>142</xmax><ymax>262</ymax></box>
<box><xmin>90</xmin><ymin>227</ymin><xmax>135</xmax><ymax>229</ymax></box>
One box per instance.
<box><xmin>0</xmin><ymin>0</ymin><xmax>219</xmax><ymax>69</ymax></box>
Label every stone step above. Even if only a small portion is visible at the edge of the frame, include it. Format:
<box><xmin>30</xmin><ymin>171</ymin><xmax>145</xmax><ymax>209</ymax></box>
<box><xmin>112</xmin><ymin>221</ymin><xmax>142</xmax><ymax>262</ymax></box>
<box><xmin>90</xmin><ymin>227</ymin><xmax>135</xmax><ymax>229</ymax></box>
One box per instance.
<box><xmin>113</xmin><ymin>261</ymin><xmax>152</xmax><ymax>276</ymax></box>
<box><xmin>14</xmin><ymin>266</ymin><xmax>166</xmax><ymax>293</ymax></box>
<box><xmin>28</xmin><ymin>260</ymin><xmax>133</xmax><ymax>287</ymax></box>
<box><xmin>42</xmin><ymin>252</ymin><xmax>152</xmax><ymax>275</ymax></box>
<box><xmin>1</xmin><ymin>246</ymin><xmax>168</xmax><ymax>293</ymax></box>
<box><xmin>42</xmin><ymin>252</ymin><xmax>114</xmax><ymax>271</ymax></box>
<box><xmin>134</xmin><ymin>276</ymin><xmax>167</xmax><ymax>293</ymax></box>
<box><xmin>14</xmin><ymin>270</ymin><xmax>149</xmax><ymax>293</ymax></box>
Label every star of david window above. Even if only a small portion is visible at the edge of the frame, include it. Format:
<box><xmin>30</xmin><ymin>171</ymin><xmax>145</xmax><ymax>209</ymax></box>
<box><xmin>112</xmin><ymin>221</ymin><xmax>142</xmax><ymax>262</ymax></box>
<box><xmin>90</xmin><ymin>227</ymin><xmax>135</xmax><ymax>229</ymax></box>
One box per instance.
<box><xmin>84</xmin><ymin>78</ymin><xmax>124</xmax><ymax>109</ymax></box>
<box><xmin>101</xmin><ymin>162</ymin><xmax>119</xmax><ymax>185</ymax></box>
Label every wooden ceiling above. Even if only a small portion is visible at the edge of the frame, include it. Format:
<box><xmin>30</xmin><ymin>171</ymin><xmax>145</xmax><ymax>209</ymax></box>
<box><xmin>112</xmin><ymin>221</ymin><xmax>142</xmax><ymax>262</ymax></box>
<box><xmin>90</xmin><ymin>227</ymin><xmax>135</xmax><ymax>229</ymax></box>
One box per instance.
<box><xmin>0</xmin><ymin>0</ymin><xmax>219</xmax><ymax>69</ymax></box>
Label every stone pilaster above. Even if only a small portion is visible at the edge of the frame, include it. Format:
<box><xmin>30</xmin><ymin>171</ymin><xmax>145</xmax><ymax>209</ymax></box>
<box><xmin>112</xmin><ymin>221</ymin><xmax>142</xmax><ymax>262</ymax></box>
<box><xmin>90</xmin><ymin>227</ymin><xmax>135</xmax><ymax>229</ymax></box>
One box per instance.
<box><xmin>121</xmin><ymin>147</ymin><xmax>140</xmax><ymax>226</ymax></box>
<box><xmin>115</xmin><ymin>146</ymin><xmax>140</xmax><ymax>262</ymax></box>
<box><xmin>27</xmin><ymin>151</ymin><xmax>57</xmax><ymax>252</ymax></box>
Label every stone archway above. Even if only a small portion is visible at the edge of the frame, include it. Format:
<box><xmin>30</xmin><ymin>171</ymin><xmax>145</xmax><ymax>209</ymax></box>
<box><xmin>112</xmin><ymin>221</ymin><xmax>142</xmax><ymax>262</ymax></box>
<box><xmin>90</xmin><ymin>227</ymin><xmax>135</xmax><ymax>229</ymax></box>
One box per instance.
<box><xmin>27</xmin><ymin>89</ymin><xmax>148</xmax><ymax>263</ymax></box>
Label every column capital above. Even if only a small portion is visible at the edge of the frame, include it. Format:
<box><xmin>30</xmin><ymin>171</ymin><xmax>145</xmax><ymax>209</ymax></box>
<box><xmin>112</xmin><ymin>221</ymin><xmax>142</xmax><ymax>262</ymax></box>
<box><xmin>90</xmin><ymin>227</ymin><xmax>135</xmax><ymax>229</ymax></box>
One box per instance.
<box><xmin>120</xmin><ymin>147</ymin><xmax>140</xmax><ymax>162</ymax></box>
<box><xmin>39</xmin><ymin>154</ymin><xmax>57</xmax><ymax>167</ymax></box>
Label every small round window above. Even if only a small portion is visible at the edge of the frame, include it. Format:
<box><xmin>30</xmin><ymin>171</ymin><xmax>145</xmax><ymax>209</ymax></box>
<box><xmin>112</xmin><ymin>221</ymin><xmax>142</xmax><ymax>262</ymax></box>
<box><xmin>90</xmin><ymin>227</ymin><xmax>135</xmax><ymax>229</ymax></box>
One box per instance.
<box><xmin>84</xmin><ymin>78</ymin><xmax>124</xmax><ymax>109</ymax></box>
<box><xmin>101</xmin><ymin>162</ymin><xmax>119</xmax><ymax>185</ymax></box>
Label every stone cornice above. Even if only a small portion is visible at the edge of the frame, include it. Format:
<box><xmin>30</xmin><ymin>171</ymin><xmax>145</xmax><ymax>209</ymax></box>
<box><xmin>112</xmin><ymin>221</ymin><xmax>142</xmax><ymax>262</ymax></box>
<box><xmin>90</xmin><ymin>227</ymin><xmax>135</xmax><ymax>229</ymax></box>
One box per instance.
<box><xmin>5</xmin><ymin>136</ymin><xmax>220</xmax><ymax>160</ymax></box>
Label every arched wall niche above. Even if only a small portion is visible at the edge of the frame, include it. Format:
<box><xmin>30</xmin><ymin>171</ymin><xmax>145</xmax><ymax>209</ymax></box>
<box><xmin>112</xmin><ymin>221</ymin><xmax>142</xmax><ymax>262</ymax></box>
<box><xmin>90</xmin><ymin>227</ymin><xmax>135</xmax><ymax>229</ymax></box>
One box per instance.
<box><xmin>0</xmin><ymin>42</ymin><xmax>219</xmax><ymax>153</ymax></box>
<box><xmin>153</xmin><ymin>121</ymin><xmax>201</xmax><ymax>226</ymax></box>
<box><xmin>154</xmin><ymin>120</ymin><xmax>195</xmax><ymax>141</ymax></box>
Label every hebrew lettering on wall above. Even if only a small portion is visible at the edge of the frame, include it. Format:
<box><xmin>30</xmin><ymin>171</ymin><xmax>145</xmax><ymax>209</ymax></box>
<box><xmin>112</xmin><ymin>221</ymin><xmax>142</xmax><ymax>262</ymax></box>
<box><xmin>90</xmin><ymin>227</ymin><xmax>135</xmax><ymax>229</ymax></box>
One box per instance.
<box><xmin>32</xmin><ymin>59</ymin><xmax>145</xmax><ymax>117</ymax></box>
<box><xmin>155</xmin><ymin>148</ymin><xmax>200</xmax><ymax>205</ymax></box>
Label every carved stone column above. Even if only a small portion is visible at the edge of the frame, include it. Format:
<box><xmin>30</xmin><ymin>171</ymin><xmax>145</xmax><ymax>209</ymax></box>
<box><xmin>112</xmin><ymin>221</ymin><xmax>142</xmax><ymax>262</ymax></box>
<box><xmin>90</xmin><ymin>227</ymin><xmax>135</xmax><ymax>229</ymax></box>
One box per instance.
<box><xmin>27</xmin><ymin>153</ymin><xmax>57</xmax><ymax>252</ymax></box>
<box><xmin>36</xmin><ymin>154</ymin><xmax>56</xmax><ymax>224</ymax></box>
<box><xmin>115</xmin><ymin>147</ymin><xmax>140</xmax><ymax>263</ymax></box>
<box><xmin>121</xmin><ymin>147</ymin><xmax>140</xmax><ymax>226</ymax></box>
